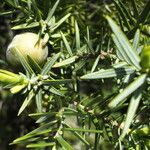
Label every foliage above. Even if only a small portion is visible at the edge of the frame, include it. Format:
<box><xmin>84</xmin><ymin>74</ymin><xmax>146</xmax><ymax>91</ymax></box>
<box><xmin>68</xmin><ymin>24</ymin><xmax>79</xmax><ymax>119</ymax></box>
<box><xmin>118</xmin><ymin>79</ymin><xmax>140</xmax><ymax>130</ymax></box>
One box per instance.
<box><xmin>0</xmin><ymin>0</ymin><xmax>150</xmax><ymax>149</ymax></box>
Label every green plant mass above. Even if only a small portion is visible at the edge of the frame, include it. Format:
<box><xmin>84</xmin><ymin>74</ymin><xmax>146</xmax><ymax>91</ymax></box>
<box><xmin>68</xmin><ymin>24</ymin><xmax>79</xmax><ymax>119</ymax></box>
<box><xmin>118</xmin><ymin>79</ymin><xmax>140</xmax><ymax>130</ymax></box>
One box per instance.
<box><xmin>0</xmin><ymin>0</ymin><xmax>150</xmax><ymax>150</ymax></box>
<box><xmin>140</xmin><ymin>45</ymin><xmax>150</xmax><ymax>70</ymax></box>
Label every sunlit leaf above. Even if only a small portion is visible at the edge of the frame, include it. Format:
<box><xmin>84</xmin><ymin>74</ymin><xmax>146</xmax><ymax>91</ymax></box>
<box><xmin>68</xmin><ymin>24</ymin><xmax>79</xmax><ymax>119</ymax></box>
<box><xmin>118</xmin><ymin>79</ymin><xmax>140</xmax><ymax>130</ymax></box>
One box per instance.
<box><xmin>46</xmin><ymin>0</ymin><xmax>60</xmax><ymax>22</ymax></box>
<box><xmin>108</xmin><ymin>74</ymin><xmax>147</xmax><ymax>108</ymax></box>
<box><xmin>53</xmin><ymin>56</ymin><xmax>78</xmax><ymax>68</ymax></box>
<box><xmin>41</xmin><ymin>53</ymin><xmax>60</xmax><ymax>75</ymax></box>
<box><xmin>14</xmin><ymin>48</ymin><xmax>35</xmax><ymax>76</ymax></box>
<box><xmin>10</xmin><ymin>84</ymin><xmax>27</xmax><ymax>94</ymax></box>
<box><xmin>43</xmin><ymin>79</ymin><xmax>73</xmax><ymax>85</ymax></box>
<box><xmin>27</xmin><ymin>55</ymin><xmax>42</xmax><ymax>73</ymax></box>
<box><xmin>106</xmin><ymin>16</ymin><xmax>141</xmax><ymax>70</ymax></box>
<box><xmin>49</xmin><ymin>87</ymin><xmax>64</xmax><ymax>97</ymax></box>
<box><xmin>60</xmin><ymin>31</ymin><xmax>73</xmax><ymax>56</ymax></box>
<box><xmin>133</xmin><ymin>29</ymin><xmax>140</xmax><ymax>51</ymax></box>
<box><xmin>120</xmin><ymin>90</ymin><xmax>142</xmax><ymax>139</ymax></box>
<box><xmin>35</xmin><ymin>89</ymin><xmax>42</xmax><ymax>113</ymax></box>
<box><xmin>75</xmin><ymin>21</ymin><xmax>80</xmax><ymax>50</ymax></box>
<box><xmin>12</xmin><ymin>22</ymin><xmax>40</xmax><ymax>30</ymax></box>
<box><xmin>55</xmin><ymin>136</ymin><xmax>73</xmax><ymax>150</ymax></box>
<box><xmin>81</xmin><ymin>66</ymin><xmax>135</xmax><ymax>79</ymax></box>
<box><xmin>91</xmin><ymin>56</ymin><xmax>100</xmax><ymax>73</ymax></box>
<box><xmin>26</xmin><ymin>142</ymin><xmax>55</xmax><ymax>148</ymax></box>
<box><xmin>52</xmin><ymin>13</ymin><xmax>71</xmax><ymax>31</ymax></box>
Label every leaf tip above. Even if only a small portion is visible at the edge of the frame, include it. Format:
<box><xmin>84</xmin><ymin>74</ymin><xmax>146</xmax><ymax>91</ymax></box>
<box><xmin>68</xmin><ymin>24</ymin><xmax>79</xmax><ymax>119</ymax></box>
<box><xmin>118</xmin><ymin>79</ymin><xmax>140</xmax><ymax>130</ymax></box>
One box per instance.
<box><xmin>108</xmin><ymin>101</ymin><xmax>115</xmax><ymax>108</ymax></box>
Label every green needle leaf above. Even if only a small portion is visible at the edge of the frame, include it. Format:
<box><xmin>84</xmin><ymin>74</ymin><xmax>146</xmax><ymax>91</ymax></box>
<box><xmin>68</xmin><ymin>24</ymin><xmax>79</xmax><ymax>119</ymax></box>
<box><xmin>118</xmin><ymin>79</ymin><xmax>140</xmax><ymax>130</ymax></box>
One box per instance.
<box><xmin>63</xmin><ymin>127</ymin><xmax>103</xmax><ymax>134</ymax></box>
<box><xmin>49</xmin><ymin>87</ymin><xmax>64</xmax><ymax>97</ymax></box>
<box><xmin>26</xmin><ymin>142</ymin><xmax>55</xmax><ymax>148</ymax></box>
<box><xmin>18</xmin><ymin>90</ymin><xmax>35</xmax><ymax>116</ymax></box>
<box><xmin>91</xmin><ymin>56</ymin><xmax>100</xmax><ymax>73</ymax></box>
<box><xmin>114</xmin><ymin>0</ymin><xmax>131</xmax><ymax>30</ymax></box>
<box><xmin>46</xmin><ymin>0</ymin><xmax>60</xmax><ymax>22</ymax></box>
<box><xmin>43</xmin><ymin>79</ymin><xmax>73</xmax><ymax>85</ymax></box>
<box><xmin>13</xmin><ymin>121</ymin><xmax>57</xmax><ymax>143</ymax></box>
<box><xmin>120</xmin><ymin>90</ymin><xmax>142</xmax><ymax>140</ymax></box>
<box><xmin>138</xmin><ymin>0</ymin><xmax>150</xmax><ymax>24</ymax></box>
<box><xmin>14</xmin><ymin>48</ymin><xmax>35</xmax><ymax>76</ymax></box>
<box><xmin>27</xmin><ymin>55</ymin><xmax>42</xmax><ymax>73</ymax></box>
<box><xmin>12</xmin><ymin>22</ymin><xmax>40</xmax><ymax>30</ymax></box>
<box><xmin>108</xmin><ymin>74</ymin><xmax>147</xmax><ymax>108</ymax></box>
<box><xmin>63</xmin><ymin>123</ymin><xmax>90</xmax><ymax>146</ymax></box>
<box><xmin>55</xmin><ymin>136</ymin><xmax>73</xmax><ymax>150</ymax></box>
<box><xmin>133</xmin><ymin>29</ymin><xmax>140</xmax><ymax>51</ymax></box>
<box><xmin>35</xmin><ymin>89</ymin><xmax>42</xmax><ymax>113</ymax></box>
<box><xmin>0</xmin><ymin>69</ymin><xmax>27</xmax><ymax>88</ymax></box>
<box><xmin>53</xmin><ymin>56</ymin><xmax>78</xmax><ymax>68</ymax></box>
<box><xmin>81</xmin><ymin>66</ymin><xmax>135</xmax><ymax>79</ymax></box>
<box><xmin>52</xmin><ymin>13</ymin><xmax>71</xmax><ymax>31</ymax></box>
<box><xmin>75</xmin><ymin>21</ymin><xmax>80</xmax><ymax>50</ymax></box>
<box><xmin>10</xmin><ymin>84</ymin><xmax>27</xmax><ymax>94</ymax></box>
<box><xmin>106</xmin><ymin>16</ymin><xmax>141</xmax><ymax>70</ymax></box>
<box><xmin>60</xmin><ymin>31</ymin><xmax>73</xmax><ymax>56</ymax></box>
<box><xmin>41</xmin><ymin>53</ymin><xmax>60</xmax><ymax>75</ymax></box>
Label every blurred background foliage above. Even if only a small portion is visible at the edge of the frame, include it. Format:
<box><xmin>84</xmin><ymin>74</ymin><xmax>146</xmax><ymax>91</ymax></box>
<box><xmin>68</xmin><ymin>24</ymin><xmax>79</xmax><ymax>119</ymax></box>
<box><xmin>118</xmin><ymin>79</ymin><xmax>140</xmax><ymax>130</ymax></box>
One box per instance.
<box><xmin>0</xmin><ymin>0</ymin><xmax>150</xmax><ymax>150</ymax></box>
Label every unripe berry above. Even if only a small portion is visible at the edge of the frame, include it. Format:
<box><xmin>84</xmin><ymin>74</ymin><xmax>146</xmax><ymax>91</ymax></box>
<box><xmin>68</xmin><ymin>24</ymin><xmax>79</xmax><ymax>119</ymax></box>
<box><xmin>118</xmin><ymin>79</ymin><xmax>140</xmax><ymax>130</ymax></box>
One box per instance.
<box><xmin>6</xmin><ymin>32</ymin><xmax>48</xmax><ymax>66</ymax></box>
<box><xmin>140</xmin><ymin>45</ymin><xmax>150</xmax><ymax>71</ymax></box>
